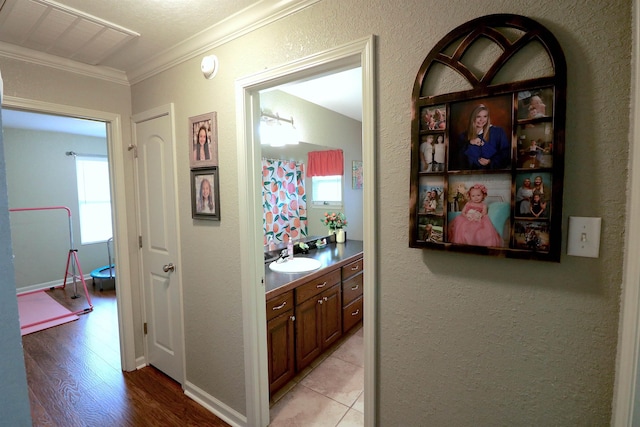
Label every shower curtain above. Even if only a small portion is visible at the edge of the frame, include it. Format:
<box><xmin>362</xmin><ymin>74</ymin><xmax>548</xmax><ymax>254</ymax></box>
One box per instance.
<box><xmin>262</xmin><ymin>158</ymin><xmax>307</xmax><ymax>244</ymax></box>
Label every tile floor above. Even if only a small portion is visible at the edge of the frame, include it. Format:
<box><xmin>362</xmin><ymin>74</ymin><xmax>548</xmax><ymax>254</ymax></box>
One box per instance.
<box><xmin>269</xmin><ymin>325</ymin><xmax>364</xmax><ymax>426</ymax></box>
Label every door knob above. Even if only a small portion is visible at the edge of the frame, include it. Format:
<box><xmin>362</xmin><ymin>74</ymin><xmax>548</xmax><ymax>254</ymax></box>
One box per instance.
<box><xmin>163</xmin><ymin>263</ymin><xmax>175</xmax><ymax>273</ymax></box>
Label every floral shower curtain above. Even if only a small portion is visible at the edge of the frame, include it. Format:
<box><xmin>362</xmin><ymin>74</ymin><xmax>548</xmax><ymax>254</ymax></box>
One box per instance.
<box><xmin>262</xmin><ymin>158</ymin><xmax>307</xmax><ymax>244</ymax></box>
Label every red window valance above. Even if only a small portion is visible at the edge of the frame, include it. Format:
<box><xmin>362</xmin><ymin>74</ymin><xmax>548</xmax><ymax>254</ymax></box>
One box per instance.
<box><xmin>307</xmin><ymin>149</ymin><xmax>344</xmax><ymax>177</ymax></box>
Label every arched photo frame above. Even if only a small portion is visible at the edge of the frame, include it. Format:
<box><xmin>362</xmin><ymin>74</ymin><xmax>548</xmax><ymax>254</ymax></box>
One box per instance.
<box><xmin>409</xmin><ymin>14</ymin><xmax>566</xmax><ymax>261</ymax></box>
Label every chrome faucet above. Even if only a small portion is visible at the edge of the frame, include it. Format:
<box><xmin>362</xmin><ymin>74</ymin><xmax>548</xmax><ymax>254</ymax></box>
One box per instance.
<box><xmin>276</xmin><ymin>249</ymin><xmax>289</xmax><ymax>263</ymax></box>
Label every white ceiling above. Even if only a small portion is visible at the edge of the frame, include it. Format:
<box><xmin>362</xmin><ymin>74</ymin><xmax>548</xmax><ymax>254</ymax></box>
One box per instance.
<box><xmin>0</xmin><ymin>0</ymin><xmax>263</xmax><ymax>76</ymax></box>
<box><xmin>0</xmin><ymin>0</ymin><xmax>362</xmax><ymax>131</ymax></box>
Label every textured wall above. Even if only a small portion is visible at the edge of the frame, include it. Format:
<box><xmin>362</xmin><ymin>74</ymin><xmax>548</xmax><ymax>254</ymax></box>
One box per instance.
<box><xmin>134</xmin><ymin>0</ymin><xmax>631</xmax><ymax>424</ymax></box>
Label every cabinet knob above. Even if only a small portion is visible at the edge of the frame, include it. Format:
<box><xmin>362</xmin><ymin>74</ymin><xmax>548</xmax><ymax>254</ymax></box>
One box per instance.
<box><xmin>290</xmin><ymin>315</ymin><xmax>295</xmax><ymax>322</ymax></box>
<box><xmin>318</xmin><ymin>299</ymin><xmax>323</xmax><ymax>305</ymax></box>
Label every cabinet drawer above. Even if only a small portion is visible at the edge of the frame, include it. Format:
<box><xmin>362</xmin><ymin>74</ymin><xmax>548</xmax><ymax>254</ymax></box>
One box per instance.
<box><xmin>296</xmin><ymin>269</ymin><xmax>341</xmax><ymax>304</ymax></box>
<box><xmin>342</xmin><ymin>273</ymin><xmax>363</xmax><ymax>306</ymax></box>
<box><xmin>342</xmin><ymin>258</ymin><xmax>363</xmax><ymax>281</ymax></box>
<box><xmin>266</xmin><ymin>290</ymin><xmax>294</xmax><ymax>322</ymax></box>
<box><xmin>343</xmin><ymin>296</ymin><xmax>363</xmax><ymax>333</ymax></box>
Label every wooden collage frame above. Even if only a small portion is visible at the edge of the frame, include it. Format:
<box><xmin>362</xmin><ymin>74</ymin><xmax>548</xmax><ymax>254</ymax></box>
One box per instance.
<box><xmin>409</xmin><ymin>14</ymin><xmax>567</xmax><ymax>261</ymax></box>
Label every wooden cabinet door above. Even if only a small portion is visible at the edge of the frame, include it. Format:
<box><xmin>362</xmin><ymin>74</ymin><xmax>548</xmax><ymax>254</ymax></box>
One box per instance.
<box><xmin>320</xmin><ymin>284</ymin><xmax>342</xmax><ymax>349</ymax></box>
<box><xmin>267</xmin><ymin>310</ymin><xmax>295</xmax><ymax>396</ymax></box>
<box><xmin>295</xmin><ymin>295</ymin><xmax>322</xmax><ymax>372</ymax></box>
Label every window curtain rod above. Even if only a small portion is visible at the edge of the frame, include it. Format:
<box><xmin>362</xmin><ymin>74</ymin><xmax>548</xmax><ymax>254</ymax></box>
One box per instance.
<box><xmin>65</xmin><ymin>151</ymin><xmax>106</xmax><ymax>158</ymax></box>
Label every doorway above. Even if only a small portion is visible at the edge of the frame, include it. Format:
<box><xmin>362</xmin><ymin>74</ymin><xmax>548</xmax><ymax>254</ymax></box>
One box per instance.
<box><xmin>2</xmin><ymin>95</ymin><xmax>136</xmax><ymax>372</ymax></box>
<box><xmin>236</xmin><ymin>36</ymin><xmax>377</xmax><ymax>426</ymax></box>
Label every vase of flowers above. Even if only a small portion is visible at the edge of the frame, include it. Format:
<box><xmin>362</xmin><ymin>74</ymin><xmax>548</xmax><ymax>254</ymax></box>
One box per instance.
<box><xmin>321</xmin><ymin>212</ymin><xmax>347</xmax><ymax>242</ymax></box>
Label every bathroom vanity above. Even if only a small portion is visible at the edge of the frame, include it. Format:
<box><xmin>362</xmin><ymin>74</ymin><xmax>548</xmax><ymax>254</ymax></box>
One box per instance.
<box><xmin>265</xmin><ymin>239</ymin><xmax>363</xmax><ymax>396</ymax></box>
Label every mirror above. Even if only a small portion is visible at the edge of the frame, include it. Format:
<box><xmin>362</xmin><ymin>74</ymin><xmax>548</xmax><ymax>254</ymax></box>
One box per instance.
<box><xmin>259</xmin><ymin>67</ymin><xmax>363</xmax><ymax>245</ymax></box>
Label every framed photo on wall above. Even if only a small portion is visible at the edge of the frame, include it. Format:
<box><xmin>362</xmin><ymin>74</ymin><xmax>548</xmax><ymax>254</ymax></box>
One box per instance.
<box><xmin>191</xmin><ymin>167</ymin><xmax>220</xmax><ymax>220</ymax></box>
<box><xmin>352</xmin><ymin>160</ymin><xmax>363</xmax><ymax>189</ymax></box>
<box><xmin>189</xmin><ymin>112</ymin><xmax>218</xmax><ymax>168</ymax></box>
<box><xmin>408</xmin><ymin>14</ymin><xmax>566</xmax><ymax>261</ymax></box>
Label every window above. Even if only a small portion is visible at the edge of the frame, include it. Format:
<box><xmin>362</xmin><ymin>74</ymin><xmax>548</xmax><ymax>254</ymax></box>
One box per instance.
<box><xmin>311</xmin><ymin>175</ymin><xmax>342</xmax><ymax>207</ymax></box>
<box><xmin>75</xmin><ymin>155</ymin><xmax>113</xmax><ymax>244</ymax></box>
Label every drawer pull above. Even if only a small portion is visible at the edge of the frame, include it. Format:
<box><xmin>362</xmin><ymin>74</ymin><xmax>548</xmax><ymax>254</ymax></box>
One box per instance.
<box><xmin>316</xmin><ymin>281</ymin><xmax>327</xmax><ymax>288</ymax></box>
<box><xmin>272</xmin><ymin>301</ymin><xmax>287</xmax><ymax>311</ymax></box>
<box><xmin>351</xmin><ymin>309</ymin><xmax>360</xmax><ymax>316</ymax></box>
<box><xmin>351</xmin><ymin>284</ymin><xmax>359</xmax><ymax>291</ymax></box>
<box><xmin>351</xmin><ymin>265</ymin><xmax>360</xmax><ymax>271</ymax></box>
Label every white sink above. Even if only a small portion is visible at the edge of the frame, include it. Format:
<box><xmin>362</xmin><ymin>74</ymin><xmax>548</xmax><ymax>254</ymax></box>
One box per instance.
<box><xmin>269</xmin><ymin>257</ymin><xmax>322</xmax><ymax>273</ymax></box>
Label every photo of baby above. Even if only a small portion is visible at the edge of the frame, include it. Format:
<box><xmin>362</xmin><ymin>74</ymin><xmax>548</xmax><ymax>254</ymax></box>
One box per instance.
<box><xmin>517</xmin><ymin>88</ymin><xmax>554</xmax><ymax>120</ymax></box>
<box><xmin>446</xmin><ymin>175</ymin><xmax>511</xmax><ymax>247</ymax></box>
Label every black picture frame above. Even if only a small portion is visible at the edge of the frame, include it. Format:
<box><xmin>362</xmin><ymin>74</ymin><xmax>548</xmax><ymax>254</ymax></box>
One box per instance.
<box><xmin>191</xmin><ymin>167</ymin><xmax>220</xmax><ymax>220</ymax></box>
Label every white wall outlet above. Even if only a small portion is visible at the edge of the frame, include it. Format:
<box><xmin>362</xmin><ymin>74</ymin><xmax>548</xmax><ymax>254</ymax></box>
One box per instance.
<box><xmin>567</xmin><ymin>216</ymin><xmax>602</xmax><ymax>258</ymax></box>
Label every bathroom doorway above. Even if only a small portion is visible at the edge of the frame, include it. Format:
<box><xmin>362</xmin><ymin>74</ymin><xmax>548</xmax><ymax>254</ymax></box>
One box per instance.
<box><xmin>236</xmin><ymin>36</ymin><xmax>377</xmax><ymax>426</ymax></box>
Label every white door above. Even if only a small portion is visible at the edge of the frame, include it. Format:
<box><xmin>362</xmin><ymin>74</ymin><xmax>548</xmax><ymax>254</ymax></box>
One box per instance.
<box><xmin>133</xmin><ymin>105</ymin><xmax>184</xmax><ymax>383</ymax></box>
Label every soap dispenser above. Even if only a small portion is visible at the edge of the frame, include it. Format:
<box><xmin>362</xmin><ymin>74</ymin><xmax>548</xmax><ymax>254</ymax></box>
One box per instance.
<box><xmin>287</xmin><ymin>239</ymin><xmax>294</xmax><ymax>259</ymax></box>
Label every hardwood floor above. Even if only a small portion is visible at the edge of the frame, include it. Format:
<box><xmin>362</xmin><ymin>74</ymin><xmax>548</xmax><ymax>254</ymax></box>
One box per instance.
<box><xmin>22</xmin><ymin>281</ymin><xmax>230</xmax><ymax>427</ymax></box>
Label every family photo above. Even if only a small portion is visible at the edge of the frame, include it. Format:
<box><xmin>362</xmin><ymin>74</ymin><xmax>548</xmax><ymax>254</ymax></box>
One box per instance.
<box><xmin>418</xmin><ymin>176</ymin><xmax>445</xmax><ymax>215</ymax></box>
<box><xmin>515</xmin><ymin>173</ymin><xmax>552</xmax><ymax>219</ymax></box>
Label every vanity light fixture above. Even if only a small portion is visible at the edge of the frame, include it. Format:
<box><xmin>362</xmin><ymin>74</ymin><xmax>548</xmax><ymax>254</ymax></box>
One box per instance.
<box><xmin>260</xmin><ymin>110</ymin><xmax>299</xmax><ymax>147</ymax></box>
<box><xmin>201</xmin><ymin>54</ymin><xmax>219</xmax><ymax>79</ymax></box>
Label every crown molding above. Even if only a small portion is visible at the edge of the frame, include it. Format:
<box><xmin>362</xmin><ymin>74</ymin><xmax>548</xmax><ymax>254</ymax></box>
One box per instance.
<box><xmin>127</xmin><ymin>0</ymin><xmax>321</xmax><ymax>85</ymax></box>
<box><xmin>0</xmin><ymin>40</ymin><xmax>130</xmax><ymax>86</ymax></box>
<box><xmin>0</xmin><ymin>0</ymin><xmax>319</xmax><ymax>87</ymax></box>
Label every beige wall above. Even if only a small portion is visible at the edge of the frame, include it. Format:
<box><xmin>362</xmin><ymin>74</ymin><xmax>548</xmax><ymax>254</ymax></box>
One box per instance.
<box><xmin>4</xmin><ymin>128</ymin><xmax>110</xmax><ymax>289</ymax></box>
<box><xmin>0</xmin><ymin>0</ymin><xmax>631</xmax><ymax>424</ymax></box>
<box><xmin>0</xmin><ymin>56</ymin><xmax>143</xmax><ymax>355</ymax></box>
<box><xmin>133</xmin><ymin>1</ymin><xmax>631</xmax><ymax>423</ymax></box>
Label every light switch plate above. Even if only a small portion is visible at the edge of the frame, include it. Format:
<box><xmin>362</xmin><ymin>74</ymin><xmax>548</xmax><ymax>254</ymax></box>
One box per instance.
<box><xmin>567</xmin><ymin>216</ymin><xmax>602</xmax><ymax>258</ymax></box>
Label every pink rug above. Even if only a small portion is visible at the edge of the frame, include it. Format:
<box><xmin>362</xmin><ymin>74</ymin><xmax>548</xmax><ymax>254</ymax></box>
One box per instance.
<box><xmin>17</xmin><ymin>291</ymin><xmax>78</xmax><ymax>336</ymax></box>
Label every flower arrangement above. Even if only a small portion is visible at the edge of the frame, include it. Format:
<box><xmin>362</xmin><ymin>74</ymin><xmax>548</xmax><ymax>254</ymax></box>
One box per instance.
<box><xmin>321</xmin><ymin>212</ymin><xmax>347</xmax><ymax>229</ymax></box>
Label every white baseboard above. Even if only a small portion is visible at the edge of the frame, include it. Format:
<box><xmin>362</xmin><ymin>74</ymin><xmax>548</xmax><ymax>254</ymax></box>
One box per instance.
<box><xmin>135</xmin><ymin>357</ymin><xmax>147</xmax><ymax>371</ymax></box>
<box><xmin>184</xmin><ymin>380</ymin><xmax>247</xmax><ymax>427</ymax></box>
<box><xmin>16</xmin><ymin>274</ymin><xmax>93</xmax><ymax>295</ymax></box>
